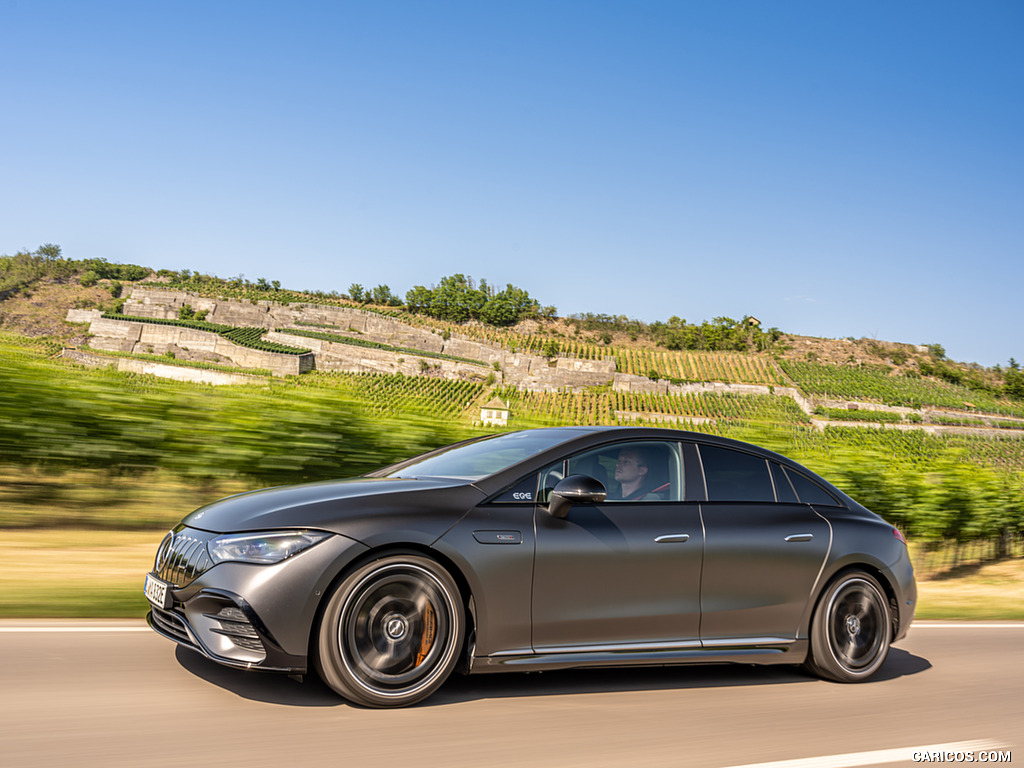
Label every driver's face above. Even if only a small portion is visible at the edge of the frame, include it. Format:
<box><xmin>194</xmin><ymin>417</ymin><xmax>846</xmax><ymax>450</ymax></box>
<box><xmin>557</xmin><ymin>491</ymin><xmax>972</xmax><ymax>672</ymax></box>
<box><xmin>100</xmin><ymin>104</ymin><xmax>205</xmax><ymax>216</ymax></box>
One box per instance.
<box><xmin>614</xmin><ymin>450</ymin><xmax>645</xmax><ymax>483</ymax></box>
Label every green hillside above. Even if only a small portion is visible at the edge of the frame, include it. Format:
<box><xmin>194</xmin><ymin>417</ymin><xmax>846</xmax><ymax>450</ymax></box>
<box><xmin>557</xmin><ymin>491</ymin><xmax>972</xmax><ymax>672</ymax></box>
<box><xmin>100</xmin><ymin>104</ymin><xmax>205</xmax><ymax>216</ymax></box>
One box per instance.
<box><xmin>2</xmin><ymin>246</ymin><xmax>1023</xmax><ymax>568</ymax></box>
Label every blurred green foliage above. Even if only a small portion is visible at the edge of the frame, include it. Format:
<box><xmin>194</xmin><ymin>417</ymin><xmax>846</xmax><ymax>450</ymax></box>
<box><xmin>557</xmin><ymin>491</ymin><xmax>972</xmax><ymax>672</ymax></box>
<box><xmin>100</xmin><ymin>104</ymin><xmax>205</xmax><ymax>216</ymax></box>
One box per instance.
<box><xmin>2</xmin><ymin>331</ymin><xmax>1022</xmax><ymax>550</ymax></box>
<box><xmin>738</xmin><ymin>424</ymin><xmax>1024</xmax><ymax>547</ymax></box>
<box><xmin>0</xmin><ymin>334</ymin><xmax>465</xmax><ymax>494</ymax></box>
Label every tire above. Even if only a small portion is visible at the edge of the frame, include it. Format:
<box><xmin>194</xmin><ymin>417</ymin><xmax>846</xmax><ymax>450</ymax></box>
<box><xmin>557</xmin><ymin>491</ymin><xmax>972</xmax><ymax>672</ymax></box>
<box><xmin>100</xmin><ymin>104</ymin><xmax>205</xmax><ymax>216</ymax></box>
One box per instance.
<box><xmin>805</xmin><ymin>571</ymin><xmax>892</xmax><ymax>683</ymax></box>
<box><xmin>316</xmin><ymin>554</ymin><xmax>465</xmax><ymax>708</ymax></box>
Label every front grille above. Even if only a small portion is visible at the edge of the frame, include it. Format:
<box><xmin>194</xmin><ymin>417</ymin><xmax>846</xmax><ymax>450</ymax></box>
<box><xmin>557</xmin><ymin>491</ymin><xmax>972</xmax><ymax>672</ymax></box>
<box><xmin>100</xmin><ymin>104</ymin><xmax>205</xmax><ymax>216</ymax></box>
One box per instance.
<box><xmin>154</xmin><ymin>527</ymin><xmax>215</xmax><ymax>587</ymax></box>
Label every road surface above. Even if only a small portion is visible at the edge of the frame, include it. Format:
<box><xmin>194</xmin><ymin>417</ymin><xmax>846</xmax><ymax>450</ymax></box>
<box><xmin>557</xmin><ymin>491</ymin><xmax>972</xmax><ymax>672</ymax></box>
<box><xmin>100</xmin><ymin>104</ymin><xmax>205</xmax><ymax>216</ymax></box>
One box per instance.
<box><xmin>0</xmin><ymin>621</ymin><xmax>1020</xmax><ymax>767</ymax></box>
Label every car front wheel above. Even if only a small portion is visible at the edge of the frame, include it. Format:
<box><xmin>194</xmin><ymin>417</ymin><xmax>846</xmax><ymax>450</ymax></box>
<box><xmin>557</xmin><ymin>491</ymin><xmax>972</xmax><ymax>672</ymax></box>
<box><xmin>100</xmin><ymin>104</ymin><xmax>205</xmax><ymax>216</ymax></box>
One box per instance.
<box><xmin>316</xmin><ymin>554</ymin><xmax>465</xmax><ymax>708</ymax></box>
<box><xmin>806</xmin><ymin>571</ymin><xmax>892</xmax><ymax>682</ymax></box>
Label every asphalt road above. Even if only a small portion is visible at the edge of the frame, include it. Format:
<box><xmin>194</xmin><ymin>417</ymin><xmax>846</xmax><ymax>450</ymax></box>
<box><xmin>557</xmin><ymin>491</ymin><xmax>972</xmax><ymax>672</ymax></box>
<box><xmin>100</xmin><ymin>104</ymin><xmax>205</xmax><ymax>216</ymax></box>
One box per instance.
<box><xmin>0</xmin><ymin>621</ymin><xmax>1020</xmax><ymax>768</ymax></box>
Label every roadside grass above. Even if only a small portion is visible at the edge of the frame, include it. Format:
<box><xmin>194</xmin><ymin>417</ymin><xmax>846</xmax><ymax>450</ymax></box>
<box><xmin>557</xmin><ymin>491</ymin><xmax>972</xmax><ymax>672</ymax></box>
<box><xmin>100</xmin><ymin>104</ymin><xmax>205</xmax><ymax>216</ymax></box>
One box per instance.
<box><xmin>1</xmin><ymin>528</ymin><xmax>1022</xmax><ymax>619</ymax></box>
<box><xmin>0</xmin><ymin>468</ymin><xmax>254</xmax><ymax>529</ymax></box>
<box><xmin>915</xmin><ymin>558</ymin><xmax>1024</xmax><ymax>620</ymax></box>
<box><xmin>0</xmin><ymin>530</ymin><xmax>159</xmax><ymax>617</ymax></box>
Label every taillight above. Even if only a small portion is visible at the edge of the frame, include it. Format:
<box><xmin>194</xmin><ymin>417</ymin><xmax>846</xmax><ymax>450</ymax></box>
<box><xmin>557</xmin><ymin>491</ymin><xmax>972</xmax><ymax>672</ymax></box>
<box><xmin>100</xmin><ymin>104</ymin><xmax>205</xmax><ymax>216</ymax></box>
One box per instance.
<box><xmin>892</xmin><ymin>527</ymin><xmax>907</xmax><ymax>546</ymax></box>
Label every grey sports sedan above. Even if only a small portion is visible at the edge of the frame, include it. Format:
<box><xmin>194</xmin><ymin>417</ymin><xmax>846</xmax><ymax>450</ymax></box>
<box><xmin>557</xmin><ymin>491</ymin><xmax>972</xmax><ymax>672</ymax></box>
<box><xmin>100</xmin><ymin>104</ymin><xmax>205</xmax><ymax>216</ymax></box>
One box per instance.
<box><xmin>145</xmin><ymin>427</ymin><xmax>916</xmax><ymax>707</ymax></box>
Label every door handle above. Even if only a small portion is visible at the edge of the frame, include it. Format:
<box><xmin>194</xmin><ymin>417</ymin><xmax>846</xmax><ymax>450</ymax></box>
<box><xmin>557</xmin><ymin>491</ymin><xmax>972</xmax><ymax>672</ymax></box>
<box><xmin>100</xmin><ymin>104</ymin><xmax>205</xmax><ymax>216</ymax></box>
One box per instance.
<box><xmin>655</xmin><ymin>534</ymin><xmax>690</xmax><ymax>543</ymax></box>
<box><xmin>785</xmin><ymin>533</ymin><xmax>814</xmax><ymax>542</ymax></box>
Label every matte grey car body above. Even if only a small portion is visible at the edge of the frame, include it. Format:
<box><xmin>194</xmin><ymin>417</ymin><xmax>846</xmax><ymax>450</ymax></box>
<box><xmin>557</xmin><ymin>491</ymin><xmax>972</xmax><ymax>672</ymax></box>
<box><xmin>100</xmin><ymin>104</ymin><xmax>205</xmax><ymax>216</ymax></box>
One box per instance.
<box><xmin>146</xmin><ymin>427</ymin><xmax>916</xmax><ymax>707</ymax></box>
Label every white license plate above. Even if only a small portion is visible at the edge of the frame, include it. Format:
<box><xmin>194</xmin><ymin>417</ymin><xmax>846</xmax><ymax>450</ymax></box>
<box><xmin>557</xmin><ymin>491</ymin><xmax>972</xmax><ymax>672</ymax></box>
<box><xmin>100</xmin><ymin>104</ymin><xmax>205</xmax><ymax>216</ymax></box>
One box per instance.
<box><xmin>144</xmin><ymin>573</ymin><xmax>172</xmax><ymax>610</ymax></box>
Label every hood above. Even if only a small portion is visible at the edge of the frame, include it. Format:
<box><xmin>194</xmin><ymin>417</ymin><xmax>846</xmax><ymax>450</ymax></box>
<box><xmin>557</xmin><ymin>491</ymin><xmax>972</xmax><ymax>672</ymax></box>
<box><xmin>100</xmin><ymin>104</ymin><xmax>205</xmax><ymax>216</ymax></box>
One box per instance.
<box><xmin>182</xmin><ymin>477</ymin><xmax>486</xmax><ymax>543</ymax></box>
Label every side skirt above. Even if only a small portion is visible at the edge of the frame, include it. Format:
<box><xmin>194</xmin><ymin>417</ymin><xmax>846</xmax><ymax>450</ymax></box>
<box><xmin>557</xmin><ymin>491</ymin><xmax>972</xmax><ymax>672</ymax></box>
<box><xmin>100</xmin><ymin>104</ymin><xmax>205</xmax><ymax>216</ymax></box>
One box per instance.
<box><xmin>470</xmin><ymin>639</ymin><xmax>808</xmax><ymax>674</ymax></box>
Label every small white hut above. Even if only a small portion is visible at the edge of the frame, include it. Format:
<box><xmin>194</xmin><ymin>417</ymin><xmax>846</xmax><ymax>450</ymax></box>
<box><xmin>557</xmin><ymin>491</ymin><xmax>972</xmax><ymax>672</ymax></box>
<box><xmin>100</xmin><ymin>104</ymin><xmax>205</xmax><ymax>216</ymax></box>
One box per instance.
<box><xmin>480</xmin><ymin>398</ymin><xmax>511</xmax><ymax>427</ymax></box>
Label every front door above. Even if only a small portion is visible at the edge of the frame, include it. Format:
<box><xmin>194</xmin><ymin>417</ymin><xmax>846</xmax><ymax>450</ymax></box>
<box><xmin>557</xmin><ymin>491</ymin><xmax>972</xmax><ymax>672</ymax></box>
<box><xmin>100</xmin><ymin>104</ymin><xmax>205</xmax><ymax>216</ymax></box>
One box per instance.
<box><xmin>531</xmin><ymin>440</ymin><xmax>703</xmax><ymax>650</ymax></box>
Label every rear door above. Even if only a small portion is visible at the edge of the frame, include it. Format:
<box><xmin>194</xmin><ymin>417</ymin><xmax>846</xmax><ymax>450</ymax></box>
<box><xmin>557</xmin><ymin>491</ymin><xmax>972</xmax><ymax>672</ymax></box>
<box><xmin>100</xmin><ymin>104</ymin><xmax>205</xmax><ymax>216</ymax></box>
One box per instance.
<box><xmin>696</xmin><ymin>445</ymin><xmax>831</xmax><ymax>643</ymax></box>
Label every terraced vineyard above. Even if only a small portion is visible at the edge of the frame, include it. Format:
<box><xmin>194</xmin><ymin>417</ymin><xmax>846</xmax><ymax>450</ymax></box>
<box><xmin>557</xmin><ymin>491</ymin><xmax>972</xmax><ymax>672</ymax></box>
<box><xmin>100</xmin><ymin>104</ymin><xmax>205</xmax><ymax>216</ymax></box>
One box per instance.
<box><xmin>497</xmin><ymin>388</ymin><xmax>809</xmax><ymax>429</ymax></box>
<box><xmin>402</xmin><ymin>320</ymin><xmax>782</xmax><ymax>383</ymax></box>
<box><xmin>813</xmin><ymin>406</ymin><xmax>904</xmax><ymax>424</ymax></box>
<box><xmin>296</xmin><ymin>371</ymin><xmax>485</xmax><ymax>418</ymax></box>
<box><xmin>612</xmin><ymin>348</ymin><xmax>782</xmax><ymax>383</ymax></box>
<box><xmin>280</xmin><ymin>327</ymin><xmax>488</xmax><ymax>366</ymax></box>
<box><xmin>791</xmin><ymin>425</ymin><xmax>1024</xmax><ymax>474</ymax></box>
<box><xmin>100</xmin><ymin>314</ymin><xmax>312</xmax><ymax>355</ymax></box>
<box><xmin>780</xmin><ymin>359</ymin><xmax>1024</xmax><ymax>417</ymax></box>
<box><xmin>0</xmin><ymin>332</ymin><xmax>61</xmax><ymax>359</ymax></box>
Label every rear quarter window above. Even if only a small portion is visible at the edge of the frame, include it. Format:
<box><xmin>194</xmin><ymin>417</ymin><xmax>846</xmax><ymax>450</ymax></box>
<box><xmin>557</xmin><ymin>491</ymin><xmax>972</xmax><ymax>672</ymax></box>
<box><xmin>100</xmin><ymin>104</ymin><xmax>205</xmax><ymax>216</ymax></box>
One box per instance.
<box><xmin>784</xmin><ymin>468</ymin><xmax>842</xmax><ymax>506</ymax></box>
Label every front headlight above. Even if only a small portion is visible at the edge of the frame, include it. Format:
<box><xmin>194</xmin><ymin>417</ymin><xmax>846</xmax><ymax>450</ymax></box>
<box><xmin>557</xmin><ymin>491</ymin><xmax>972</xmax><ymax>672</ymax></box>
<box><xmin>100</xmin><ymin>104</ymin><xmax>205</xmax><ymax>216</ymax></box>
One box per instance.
<box><xmin>208</xmin><ymin>530</ymin><xmax>332</xmax><ymax>565</ymax></box>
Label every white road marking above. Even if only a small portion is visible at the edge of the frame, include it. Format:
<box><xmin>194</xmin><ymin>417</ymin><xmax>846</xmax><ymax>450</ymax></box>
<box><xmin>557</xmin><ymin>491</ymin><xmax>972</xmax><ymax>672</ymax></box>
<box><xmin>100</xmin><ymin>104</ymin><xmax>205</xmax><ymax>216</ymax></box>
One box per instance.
<box><xmin>911</xmin><ymin>623</ymin><xmax>1024</xmax><ymax>628</ymax></box>
<box><xmin>0</xmin><ymin>626</ymin><xmax>150</xmax><ymax>632</ymax></box>
<box><xmin>723</xmin><ymin>740</ymin><xmax>1004</xmax><ymax>768</ymax></box>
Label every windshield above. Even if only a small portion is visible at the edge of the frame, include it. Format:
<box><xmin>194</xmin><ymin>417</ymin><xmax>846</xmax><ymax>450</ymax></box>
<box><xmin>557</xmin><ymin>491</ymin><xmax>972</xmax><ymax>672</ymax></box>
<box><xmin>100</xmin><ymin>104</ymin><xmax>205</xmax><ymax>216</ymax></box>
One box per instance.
<box><xmin>384</xmin><ymin>429</ymin><xmax>589</xmax><ymax>481</ymax></box>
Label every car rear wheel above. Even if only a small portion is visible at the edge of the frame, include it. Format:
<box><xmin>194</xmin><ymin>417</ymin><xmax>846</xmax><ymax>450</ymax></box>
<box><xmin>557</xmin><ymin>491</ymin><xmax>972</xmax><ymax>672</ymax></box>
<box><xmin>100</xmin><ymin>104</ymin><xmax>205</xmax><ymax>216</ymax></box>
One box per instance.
<box><xmin>806</xmin><ymin>571</ymin><xmax>892</xmax><ymax>682</ymax></box>
<box><xmin>316</xmin><ymin>554</ymin><xmax>465</xmax><ymax>708</ymax></box>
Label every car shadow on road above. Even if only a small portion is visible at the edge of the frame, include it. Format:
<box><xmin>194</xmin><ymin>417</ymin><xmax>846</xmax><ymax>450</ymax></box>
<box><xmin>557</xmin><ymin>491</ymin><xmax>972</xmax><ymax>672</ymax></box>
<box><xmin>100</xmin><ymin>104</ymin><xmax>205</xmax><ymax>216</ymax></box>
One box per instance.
<box><xmin>175</xmin><ymin>646</ymin><xmax>344</xmax><ymax>707</ymax></box>
<box><xmin>175</xmin><ymin>645</ymin><xmax>931</xmax><ymax>708</ymax></box>
<box><xmin>429</xmin><ymin>646</ymin><xmax>932</xmax><ymax>706</ymax></box>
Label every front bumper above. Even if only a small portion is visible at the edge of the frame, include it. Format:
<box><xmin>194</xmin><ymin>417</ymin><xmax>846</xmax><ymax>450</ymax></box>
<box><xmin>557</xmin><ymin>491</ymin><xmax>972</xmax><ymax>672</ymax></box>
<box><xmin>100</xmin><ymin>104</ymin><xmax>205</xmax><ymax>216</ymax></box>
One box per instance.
<box><xmin>148</xmin><ymin>591</ymin><xmax>307</xmax><ymax>672</ymax></box>
<box><xmin>146</xmin><ymin>530</ymin><xmax>368</xmax><ymax>673</ymax></box>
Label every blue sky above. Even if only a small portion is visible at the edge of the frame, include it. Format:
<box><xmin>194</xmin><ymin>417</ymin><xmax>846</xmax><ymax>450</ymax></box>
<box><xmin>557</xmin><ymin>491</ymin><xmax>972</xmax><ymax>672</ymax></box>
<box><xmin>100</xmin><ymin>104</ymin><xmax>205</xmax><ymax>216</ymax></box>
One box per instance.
<box><xmin>3</xmin><ymin>1</ymin><xmax>1021</xmax><ymax>366</ymax></box>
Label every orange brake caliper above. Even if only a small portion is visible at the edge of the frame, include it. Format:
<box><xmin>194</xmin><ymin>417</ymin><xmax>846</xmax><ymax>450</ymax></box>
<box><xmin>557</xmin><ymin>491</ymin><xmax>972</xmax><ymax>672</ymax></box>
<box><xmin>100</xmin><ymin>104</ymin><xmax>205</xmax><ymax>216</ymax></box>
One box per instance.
<box><xmin>414</xmin><ymin>602</ymin><xmax>436</xmax><ymax>668</ymax></box>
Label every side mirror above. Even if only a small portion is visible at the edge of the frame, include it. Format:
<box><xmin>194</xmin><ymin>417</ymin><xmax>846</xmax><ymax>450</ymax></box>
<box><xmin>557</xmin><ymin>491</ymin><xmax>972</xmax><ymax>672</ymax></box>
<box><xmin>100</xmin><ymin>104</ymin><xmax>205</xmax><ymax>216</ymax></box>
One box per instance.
<box><xmin>547</xmin><ymin>474</ymin><xmax>607</xmax><ymax>519</ymax></box>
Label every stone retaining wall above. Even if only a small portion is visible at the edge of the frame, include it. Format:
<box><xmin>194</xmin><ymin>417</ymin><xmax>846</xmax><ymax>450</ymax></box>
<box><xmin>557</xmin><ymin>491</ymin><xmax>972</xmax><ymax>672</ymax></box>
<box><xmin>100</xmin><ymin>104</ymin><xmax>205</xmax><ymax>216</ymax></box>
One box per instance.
<box><xmin>125</xmin><ymin>288</ymin><xmax>617</xmax><ymax>391</ymax></box>
<box><xmin>125</xmin><ymin>288</ymin><xmax>446</xmax><ymax>351</ymax></box>
<box><xmin>66</xmin><ymin>309</ymin><xmax>103</xmax><ymax>324</ymax></box>
<box><xmin>614</xmin><ymin>410</ymin><xmax>715</xmax><ymax>426</ymax></box>
<box><xmin>809</xmin><ymin>417</ymin><xmax>1022</xmax><ymax>438</ymax></box>
<box><xmin>808</xmin><ymin>397</ymin><xmax>1024</xmax><ymax>426</ymax></box>
<box><xmin>267</xmin><ymin>331</ymin><xmax>492</xmax><ymax>380</ymax></box>
<box><xmin>612</xmin><ymin>375</ymin><xmax>798</xmax><ymax>399</ymax></box>
<box><xmin>83</xmin><ymin>316</ymin><xmax>313</xmax><ymax>376</ymax></box>
<box><xmin>62</xmin><ymin>349</ymin><xmax>258</xmax><ymax>385</ymax></box>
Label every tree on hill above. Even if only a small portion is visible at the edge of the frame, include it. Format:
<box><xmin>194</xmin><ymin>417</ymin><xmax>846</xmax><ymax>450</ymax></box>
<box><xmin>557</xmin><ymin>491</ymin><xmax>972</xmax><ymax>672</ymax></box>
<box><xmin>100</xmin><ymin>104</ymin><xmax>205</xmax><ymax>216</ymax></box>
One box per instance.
<box><xmin>479</xmin><ymin>284</ymin><xmax>539</xmax><ymax>326</ymax></box>
<box><xmin>1005</xmin><ymin>359</ymin><xmax>1024</xmax><ymax>401</ymax></box>
<box><xmin>371</xmin><ymin>284</ymin><xmax>402</xmax><ymax>307</ymax></box>
<box><xmin>430</xmin><ymin>274</ymin><xmax>487</xmax><ymax>322</ymax></box>
<box><xmin>404</xmin><ymin>274</ymin><xmax>539</xmax><ymax>326</ymax></box>
<box><xmin>648</xmin><ymin>315</ymin><xmax>775</xmax><ymax>352</ymax></box>
<box><xmin>404</xmin><ymin>285</ymin><xmax>433</xmax><ymax>314</ymax></box>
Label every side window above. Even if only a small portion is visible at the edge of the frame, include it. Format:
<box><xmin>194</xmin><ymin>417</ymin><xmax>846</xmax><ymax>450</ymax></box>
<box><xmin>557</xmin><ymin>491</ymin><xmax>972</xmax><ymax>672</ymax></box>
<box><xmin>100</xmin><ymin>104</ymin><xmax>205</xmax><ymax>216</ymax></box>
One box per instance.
<box><xmin>699</xmin><ymin>445</ymin><xmax>775</xmax><ymax>503</ymax></box>
<box><xmin>784</xmin><ymin>468</ymin><xmax>842</xmax><ymax>506</ymax></box>
<box><xmin>566</xmin><ymin>441</ymin><xmax>682</xmax><ymax>502</ymax></box>
<box><xmin>770</xmin><ymin>462</ymin><xmax>799</xmax><ymax>503</ymax></box>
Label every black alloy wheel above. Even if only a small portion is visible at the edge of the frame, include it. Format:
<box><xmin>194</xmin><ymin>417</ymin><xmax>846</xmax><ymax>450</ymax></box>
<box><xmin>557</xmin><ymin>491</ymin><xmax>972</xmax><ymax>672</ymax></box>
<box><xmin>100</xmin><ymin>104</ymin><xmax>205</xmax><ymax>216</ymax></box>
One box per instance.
<box><xmin>316</xmin><ymin>555</ymin><xmax>465</xmax><ymax>707</ymax></box>
<box><xmin>806</xmin><ymin>571</ymin><xmax>892</xmax><ymax>682</ymax></box>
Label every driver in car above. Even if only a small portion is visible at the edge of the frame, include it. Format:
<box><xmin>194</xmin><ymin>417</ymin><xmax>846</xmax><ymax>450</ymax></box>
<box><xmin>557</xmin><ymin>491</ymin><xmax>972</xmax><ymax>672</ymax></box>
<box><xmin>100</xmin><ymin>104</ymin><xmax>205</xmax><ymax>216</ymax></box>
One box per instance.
<box><xmin>608</xmin><ymin>447</ymin><xmax>667</xmax><ymax>501</ymax></box>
